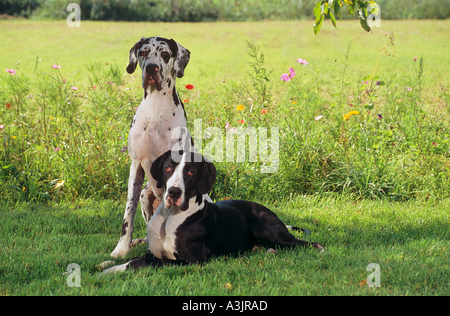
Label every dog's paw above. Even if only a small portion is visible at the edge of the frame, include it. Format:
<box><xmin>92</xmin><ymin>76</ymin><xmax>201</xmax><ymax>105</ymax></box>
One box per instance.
<box><xmin>97</xmin><ymin>262</ymin><xmax>129</xmax><ymax>277</ymax></box>
<box><xmin>311</xmin><ymin>242</ymin><xmax>324</xmax><ymax>251</ymax></box>
<box><xmin>110</xmin><ymin>243</ymin><xmax>130</xmax><ymax>258</ymax></box>
<box><xmin>97</xmin><ymin>260</ymin><xmax>115</xmax><ymax>269</ymax></box>
<box><xmin>131</xmin><ymin>237</ymin><xmax>147</xmax><ymax>248</ymax></box>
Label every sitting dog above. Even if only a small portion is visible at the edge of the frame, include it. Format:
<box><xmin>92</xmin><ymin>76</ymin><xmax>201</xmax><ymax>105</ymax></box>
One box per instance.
<box><xmin>101</xmin><ymin>150</ymin><xmax>323</xmax><ymax>274</ymax></box>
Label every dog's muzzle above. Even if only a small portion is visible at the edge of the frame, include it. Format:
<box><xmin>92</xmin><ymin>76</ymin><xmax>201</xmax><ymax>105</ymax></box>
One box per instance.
<box><xmin>143</xmin><ymin>63</ymin><xmax>162</xmax><ymax>91</ymax></box>
<box><xmin>166</xmin><ymin>187</ymin><xmax>182</xmax><ymax>207</ymax></box>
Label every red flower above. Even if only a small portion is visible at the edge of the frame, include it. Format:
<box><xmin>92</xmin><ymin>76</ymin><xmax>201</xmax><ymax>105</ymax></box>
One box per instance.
<box><xmin>237</xmin><ymin>119</ymin><xmax>245</xmax><ymax>124</ymax></box>
<box><xmin>432</xmin><ymin>142</ymin><xmax>437</xmax><ymax>146</ymax></box>
<box><xmin>6</xmin><ymin>103</ymin><xmax>11</xmax><ymax>109</ymax></box>
<box><xmin>183</xmin><ymin>99</ymin><xmax>190</xmax><ymax>103</ymax></box>
<box><xmin>185</xmin><ymin>84</ymin><xmax>194</xmax><ymax>90</ymax></box>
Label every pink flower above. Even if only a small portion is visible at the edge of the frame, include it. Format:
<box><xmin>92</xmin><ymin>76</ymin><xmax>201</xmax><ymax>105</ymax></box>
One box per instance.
<box><xmin>280</xmin><ymin>67</ymin><xmax>296</xmax><ymax>82</ymax></box>
<box><xmin>297</xmin><ymin>58</ymin><xmax>309</xmax><ymax>66</ymax></box>
<box><xmin>315</xmin><ymin>115</ymin><xmax>323</xmax><ymax>121</ymax></box>
<box><xmin>6</xmin><ymin>69</ymin><xmax>16</xmax><ymax>75</ymax></box>
<box><xmin>54</xmin><ymin>147</ymin><xmax>61</xmax><ymax>152</ymax></box>
<box><xmin>72</xmin><ymin>86</ymin><xmax>78</xmax><ymax>91</ymax></box>
<box><xmin>407</xmin><ymin>87</ymin><xmax>412</xmax><ymax>92</ymax></box>
<box><xmin>52</xmin><ymin>64</ymin><xmax>61</xmax><ymax>69</ymax></box>
<box><xmin>0</xmin><ymin>124</ymin><xmax>5</xmax><ymax>130</ymax></box>
<box><xmin>225</xmin><ymin>122</ymin><xmax>231</xmax><ymax>129</ymax></box>
<box><xmin>62</xmin><ymin>79</ymin><xmax>66</xmax><ymax>83</ymax></box>
<box><xmin>432</xmin><ymin>142</ymin><xmax>437</xmax><ymax>146</ymax></box>
<box><xmin>413</xmin><ymin>57</ymin><xmax>418</xmax><ymax>61</ymax></box>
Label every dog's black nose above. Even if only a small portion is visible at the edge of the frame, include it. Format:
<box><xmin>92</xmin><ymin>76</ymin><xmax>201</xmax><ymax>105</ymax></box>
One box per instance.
<box><xmin>146</xmin><ymin>63</ymin><xmax>159</xmax><ymax>75</ymax></box>
<box><xmin>168</xmin><ymin>187</ymin><xmax>182</xmax><ymax>200</ymax></box>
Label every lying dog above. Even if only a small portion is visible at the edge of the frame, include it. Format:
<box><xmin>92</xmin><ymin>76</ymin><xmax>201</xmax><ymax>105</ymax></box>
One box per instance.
<box><xmin>101</xmin><ymin>150</ymin><xmax>323</xmax><ymax>274</ymax></box>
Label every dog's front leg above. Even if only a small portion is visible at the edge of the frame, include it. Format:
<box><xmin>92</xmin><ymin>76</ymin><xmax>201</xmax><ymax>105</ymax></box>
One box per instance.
<box><xmin>111</xmin><ymin>162</ymin><xmax>145</xmax><ymax>258</ymax></box>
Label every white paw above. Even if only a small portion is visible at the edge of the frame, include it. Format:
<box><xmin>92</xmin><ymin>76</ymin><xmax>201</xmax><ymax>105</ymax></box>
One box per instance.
<box><xmin>97</xmin><ymin>262</ymin><xmax>129</xmax><ymax>276</ymax></box>
<box><xmin>110</xmin><ymin>242</ymin><xmax>130</xmax><ymax>258</ymax></box>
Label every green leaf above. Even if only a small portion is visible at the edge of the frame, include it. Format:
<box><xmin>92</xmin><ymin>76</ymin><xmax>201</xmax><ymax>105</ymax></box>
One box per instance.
<box><xmin>360</xmin><ymin>17</ymin><xmax>371</xmax><ymax>32</ymax></box>
<box><xmin>314</xmin><ymin>15</ymin><xmax>325</xmax><ymax>35</ymax></box>
<box><xmin>329</xmin><ymin>11</ymin><xmax>337</xmax><ymax>28</ymax></box>
<box><xmin>334</xmin><ymin>0</ymin><xmax>342</xmax><ymax>19</ymax></box>
<box><xmin>314</xmin><ymin>1</ymin><xmax>322</xmax><ymax>24</ymax></box>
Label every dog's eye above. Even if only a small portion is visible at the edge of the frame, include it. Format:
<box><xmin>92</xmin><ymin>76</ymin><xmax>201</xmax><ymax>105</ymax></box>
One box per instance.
<box><xmin>139</xmin><ymin>51</ymin><xmax>147</xmax><ymax>56</ymax></box>
<box><xmin>165</xmin><ymin>166</ymin><xmax>172</xmax><ymax>172</ymax></box>
<box><xmin>161</xmin><ymin>52</ymin><xmax>170</xmax><ymax>62</ymax></box>
<box><xmin>187</xmin><ymin>170</ymin><xmax>194</xmax><ymax>176</ymax></box>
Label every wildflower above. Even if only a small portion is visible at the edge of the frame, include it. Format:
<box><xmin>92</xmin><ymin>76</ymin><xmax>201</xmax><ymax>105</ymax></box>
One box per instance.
<box><xmin>185</xmin><ymin>84</ymin><xmax>194</xmax><ymax>90</ymax></box>
<box><xmin>225</xmin><ymin>122</ymin><xmax>231</xmax><ymax>129</ymax></box>
<box><xmin>92</xmin><ymin>86</ymin><xmax>97</xmax><ymax>89</ymax></box>
<box><xmin>121</xmin><ymin>146</ymin><xmax>128</xmax><ymax>153</ymax></box>
<box><xmin>237</xmin><ymin>119</ymin><xmax>245</xmax><ymax>124</ymax></box>
<box><xmin>28</xmin><ymin>94</ymin><xmax>34</xmax><ymax>98</ymax></box>
<box><xmin>62</xmin><ymin>79</ymin><xmax>66</xmax><ymax>83</ymax></box>
<box><xmin>52</xmin><ymin>64</ymin><xmax>61</xmax><ymax>69</ymax></box>
<box><xmin>54</xmin><ymin>147</ymin><xmax>61</xmax><ymax>152</ymax></box>
<box><xmin>413</xmin><ymin>57</ymin><xmax>418</xmax><ymax>61</ymax></box>
<box><xmin>6</xmin><ymin>69</ymin><xmax>16</xmax><ymax>75</ymax></box>
<box><xmin>292</xmin><ymin>101</ymin><xmax>297</xmax><ymax>105</ymax></box>
<box><xmin>260</xmin><ymin>109</ymin><xmax>268</xmax><ymax>114</ymax></box>
<box><xmin>348</xmin><ymin>111</ymin><xmax>359</xmax><ymax>116</ymax></box>
<box><xmin>0</xmin><ymin>125</ymin><xmax>4</xmax><ymax>129</ymax></box>
<box><xmin>377</xmin><ymin>114</ymin><xmax>383</xmax><ymax>120</ymax></box>
<box><xmin>6</xmin><ymin>103</ymin><xmax>11</xmax><ymax>109</ymax></box>
<box><xmin>297</xmin><ymin>58</ymin><xmax>309</xmax><ymax>66</ymax></box>
<box><xmin>343</xmin><ymin>114</ymin><xmax>351</xmax><ymax>121</ymax></box>
<box><xmin>183</xmin><ymin>99</ymin><xmax>190</xmax><ymax>103</ymax></box>
<box><xmin>376</xmin><ymin>80</ymin><xmax>381</xmax><ymax>86</ymax></box>
<box><xmin>236</xmin><ymin>105</ymin><xmax>244</xmax><ymax>111</ymax></box>
<box><xmin>72</xmin><ymin>86</ymin><xmax>78</xmax><ymax>91</ymax></box>
<box><xmin>315</xmin><ymin>115</ymin><xmax>323</xmax><ymax>121</ymax></box>
<box><xmin>280</xmin><ymin>67</ymin><xmax>296</xmax><ymax>82</ymax></box>
<box><xmin>432</xmin><ymin>142</ymin><xmax>437</xmax><ymax>146</ymax></box>
<box><xmin>11</xmin><ymin>136</ymin><xmax>16</xmax><ymax>139</ymax></box>
<box><xmin>407</xmin><ymin>87</ymin><xmax>412</xmax><ymax>92</ymax></box>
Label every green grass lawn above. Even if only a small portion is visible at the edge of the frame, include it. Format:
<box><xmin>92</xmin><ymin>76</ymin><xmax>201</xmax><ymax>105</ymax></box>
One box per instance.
<box><xmin>1</xmin><ymin>20</ymin><xmax>450</xmax><ymax>295</ymax></box>
<box><xmin>1</xmin><ymin>196</ymin><xmax>448</xmax><ymax>295</ymax></box>
<box><xmin>2</xmin><ymin>20</ymin><xmax>450</xmax><ymax>91</ymax></box>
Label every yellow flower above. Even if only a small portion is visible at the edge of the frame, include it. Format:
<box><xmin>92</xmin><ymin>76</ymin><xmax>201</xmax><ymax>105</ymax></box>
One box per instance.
<box><xmin>348</xmin><ymin>111</ymin><xmax>359</xmax><ymax>116</ymax></box>
<box><xmin>236</xmin><ymin>105</ymin><xmax>244</xmax><ymax>111</ymax></box>
<box><xmin>343</xmin><ymin>114</ymin><xmax>351</xmax><ymax>121</ymax></box>
<box><xmin>11</xmin><ymin>136</ymin><xmax>16</xmax><ymax>139</ymax></box>
<box><xmin>292</xmin><ymin>101</ymin><xmax>297</xmax><ymax>105</ymax></box>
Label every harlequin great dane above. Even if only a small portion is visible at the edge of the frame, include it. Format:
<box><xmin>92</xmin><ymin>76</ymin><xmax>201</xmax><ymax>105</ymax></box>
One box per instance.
<box><xmin>111</xmin><ymin>37</ymin><xmax>202</xmax><ymax>258</ymax></box>
<box><xmin>101</xmin><ymin>150</ymin><xmax>324</xmax><ymax>274</ymax></box>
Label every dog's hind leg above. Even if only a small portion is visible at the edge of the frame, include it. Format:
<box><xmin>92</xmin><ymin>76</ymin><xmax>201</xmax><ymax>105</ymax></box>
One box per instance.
<box><xmin>111</xmin><ymin>162</ymin><xmax>145</xmax><ymax>258</ymax></box>
<box><xmin>130</xmin><ymin>182</ymin><xmax>162</xmax><ymax>248</ymax></box>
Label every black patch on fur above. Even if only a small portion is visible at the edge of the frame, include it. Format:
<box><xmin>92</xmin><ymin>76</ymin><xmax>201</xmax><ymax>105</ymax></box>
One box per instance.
<box><xmin>172</xmin><ymin>86</ymin><xmax>181</xmax><ymax>107</ymax></box>
<box><xmin>121</xmin><ymin>219</ymin><xmax>128</xmax><ymax>237</ymax></box>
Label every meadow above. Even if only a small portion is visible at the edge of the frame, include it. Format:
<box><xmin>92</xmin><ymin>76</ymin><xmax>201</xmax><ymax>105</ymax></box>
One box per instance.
<box><xmin>1</xmin><ymin>20</ymin><xmax>449</xmax><ymax>295</ymax></box>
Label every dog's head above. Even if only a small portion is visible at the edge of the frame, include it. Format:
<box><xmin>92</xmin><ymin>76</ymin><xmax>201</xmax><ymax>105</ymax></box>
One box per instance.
<box><xmin>150</xmin><ymin>150</ymin><xmax>216</xmax><ymax>211</ymax></box>
<box><xmin>126</xmin><ymin>37</ymin><xmax>190</xmax><ymax>92</ymax></box>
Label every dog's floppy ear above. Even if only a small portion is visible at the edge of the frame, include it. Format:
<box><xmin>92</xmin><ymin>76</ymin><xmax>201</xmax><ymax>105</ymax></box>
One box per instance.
<box><xmin>126</xmin><ymin>37</ymin><xmax>146</xmax><ymax>74</ymax></box>
<box><xmin>150</xmin><ymin>150</ymin><xmax>172</xmax><ymax>189</ymax></box>
<box><xmin>198</xmin><ymin>156</ymin><xmax>216</xmax><ymax>195</ymax></box>
<box><xmin>172</xmin><ymin>40</ymin><xmax>190</xmax><ymax>79</ymax></box>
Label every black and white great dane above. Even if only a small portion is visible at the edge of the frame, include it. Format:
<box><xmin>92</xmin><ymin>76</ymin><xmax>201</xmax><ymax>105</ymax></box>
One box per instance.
<box><xmin>111</xmin><ymin>36</ymin><xmax>204</xmax><ymax>258</ymax></box>
<box><xmin>101</xmin><ymin>150</ymin><xmax>324</xmax><ymax>274</ymax></box>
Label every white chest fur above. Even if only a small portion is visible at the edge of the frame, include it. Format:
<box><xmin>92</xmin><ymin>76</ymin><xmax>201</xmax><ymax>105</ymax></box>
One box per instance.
<box><xmin>146</xmin><ymin>199</ymin><xmax>203</xmax><ymax>260</ymax></box>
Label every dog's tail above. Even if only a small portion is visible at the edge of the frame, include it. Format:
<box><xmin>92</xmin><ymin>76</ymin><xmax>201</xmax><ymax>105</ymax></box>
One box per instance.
<box><xmin>286</xmin><ymin>225</ymin><xmax>311</xmax><ymax>235</ymax></box>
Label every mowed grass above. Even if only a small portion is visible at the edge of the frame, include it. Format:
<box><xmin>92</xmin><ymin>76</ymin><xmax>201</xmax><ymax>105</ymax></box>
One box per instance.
<box><xmin>2</xmin><ymin>20</ymin><xmax>450</xmax><ymax>91</ymax></box>
<box><xmin>1</xmin><ymin>20</ymin><xmax>450</xmax><ymax>295</ymax></box>
<box><xmin>1</xmin><ymin>196</ymin><xmax>449</xmax><ymax>295</ymax></box>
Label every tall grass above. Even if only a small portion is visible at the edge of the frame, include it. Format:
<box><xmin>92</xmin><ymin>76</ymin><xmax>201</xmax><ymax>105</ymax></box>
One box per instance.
<box><xmin>1</xmin><ymin>38</ymin><xmax>449</xmax><ymax>204</ymax></box>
